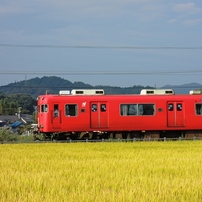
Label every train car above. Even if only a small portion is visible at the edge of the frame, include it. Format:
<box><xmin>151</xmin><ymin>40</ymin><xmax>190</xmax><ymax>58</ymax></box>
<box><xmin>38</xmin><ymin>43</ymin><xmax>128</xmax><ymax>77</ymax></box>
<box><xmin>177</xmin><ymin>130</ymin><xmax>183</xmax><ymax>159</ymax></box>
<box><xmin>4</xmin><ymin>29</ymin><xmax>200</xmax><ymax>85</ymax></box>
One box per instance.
<box><xmin>37</xmin><ymin>89</ymin><xmax>202</xmax><ymax>140</ymax></box>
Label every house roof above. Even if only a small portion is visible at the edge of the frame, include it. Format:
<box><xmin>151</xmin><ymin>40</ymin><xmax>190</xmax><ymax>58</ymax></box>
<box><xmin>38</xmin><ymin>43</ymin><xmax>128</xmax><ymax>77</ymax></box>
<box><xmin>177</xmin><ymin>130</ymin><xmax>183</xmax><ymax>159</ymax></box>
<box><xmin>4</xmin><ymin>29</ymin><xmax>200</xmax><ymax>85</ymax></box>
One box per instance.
<box><xmin>0</xmin><ymin>115</ymin><xmax>19</xmax><ymax>123</ymax></box>
<box><xmin>0</xmin><ymin>114</ymin><xmax>34</xmax><ymax>124</ymax></box>
<box><xmin>10</xmin><ymin>121</ymin><xmax>23</xmax><ymax>128</ymax></box>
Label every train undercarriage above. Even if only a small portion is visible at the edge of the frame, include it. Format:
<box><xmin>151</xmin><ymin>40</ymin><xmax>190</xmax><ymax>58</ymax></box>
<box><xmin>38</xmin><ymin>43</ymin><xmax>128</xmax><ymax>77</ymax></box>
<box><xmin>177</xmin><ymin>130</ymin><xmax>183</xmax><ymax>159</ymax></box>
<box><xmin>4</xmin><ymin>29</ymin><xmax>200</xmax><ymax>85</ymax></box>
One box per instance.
<box><xmin>40</xmin><ymin>130</ymin><xmax>202</xmax><ymax>141</ymax></box>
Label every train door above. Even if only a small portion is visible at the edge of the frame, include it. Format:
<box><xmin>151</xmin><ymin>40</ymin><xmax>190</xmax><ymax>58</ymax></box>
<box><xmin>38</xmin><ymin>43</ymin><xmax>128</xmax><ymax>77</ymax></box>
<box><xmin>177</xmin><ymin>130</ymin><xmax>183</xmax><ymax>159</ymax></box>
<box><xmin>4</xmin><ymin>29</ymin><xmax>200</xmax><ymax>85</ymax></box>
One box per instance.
<box><xmin>90</xmin><ymin>102</ymin><xmax>109</xmax><ymax>128</ymax></box>
<box><xmin>52</xmin><ymin>104</ymin><xmax>61</xmax><ymax>129</ymax></box>
<box><xmin>167</xmin><ymin>101</ymin><xmax>185</xmax><ymax>127</ymax></box>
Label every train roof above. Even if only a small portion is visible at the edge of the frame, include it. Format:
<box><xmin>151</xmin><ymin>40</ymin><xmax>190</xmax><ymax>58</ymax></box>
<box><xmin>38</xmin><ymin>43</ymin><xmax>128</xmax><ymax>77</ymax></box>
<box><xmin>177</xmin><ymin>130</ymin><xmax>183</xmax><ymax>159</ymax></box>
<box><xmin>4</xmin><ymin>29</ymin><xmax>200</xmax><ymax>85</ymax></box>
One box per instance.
<box><xmin>140</xmin><ymin>89</ymin><xmax>174</xmax><ymax>95</ymax></box>
<box><xmin>59</xmin><ymin>89</ymin><xmax>105</xmax><ymax>95</ymax></box>
<box><xmin>58</xmin><ymin>89</ymin><xmax>176</xmax><ymax>96</ymax></box>
<box><xmin>38</xmin><ymin>88</ymin><xmax>202</xmax><ymax>98</ymax></box>
<box><xmin>189</xmin><ymin>89</ymin><xmax>202</xmax><ymax>95</ymax></box>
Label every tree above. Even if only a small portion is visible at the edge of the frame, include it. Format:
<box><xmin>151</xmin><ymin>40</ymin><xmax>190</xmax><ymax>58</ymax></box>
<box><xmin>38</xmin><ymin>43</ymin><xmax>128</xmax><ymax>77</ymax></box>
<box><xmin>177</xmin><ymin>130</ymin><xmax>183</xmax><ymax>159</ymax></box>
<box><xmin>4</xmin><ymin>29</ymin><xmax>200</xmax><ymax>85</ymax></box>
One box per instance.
<box><xmin>0</xmin><ymin>94</ymin><xmax>36</xmax><ymax>115</ymax></box>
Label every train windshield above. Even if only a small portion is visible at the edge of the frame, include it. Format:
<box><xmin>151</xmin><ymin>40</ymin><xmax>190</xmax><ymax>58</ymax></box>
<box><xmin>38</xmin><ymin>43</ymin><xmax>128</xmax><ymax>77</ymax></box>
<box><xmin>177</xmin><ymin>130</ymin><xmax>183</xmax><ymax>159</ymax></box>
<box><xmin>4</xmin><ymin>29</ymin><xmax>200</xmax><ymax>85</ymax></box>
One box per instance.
<box><xmin>41</xmin><ymin>104</ymin><xmax>48</xmax><ymax>112</ymax></box>
<box><xmin>196</xmin><ymin>103</ymin><xmax>202</xmax><ymax>115</ymax></box>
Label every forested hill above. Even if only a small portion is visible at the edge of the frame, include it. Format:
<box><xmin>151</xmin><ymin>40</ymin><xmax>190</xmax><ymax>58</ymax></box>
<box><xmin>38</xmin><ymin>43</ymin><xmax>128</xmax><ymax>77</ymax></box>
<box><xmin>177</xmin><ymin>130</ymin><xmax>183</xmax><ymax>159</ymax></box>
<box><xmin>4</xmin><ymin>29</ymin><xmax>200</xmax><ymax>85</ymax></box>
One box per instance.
<box><xmin>0</xmin><ymin>76</ymin><xmax>153</xmax><ymax>98</ymax></box>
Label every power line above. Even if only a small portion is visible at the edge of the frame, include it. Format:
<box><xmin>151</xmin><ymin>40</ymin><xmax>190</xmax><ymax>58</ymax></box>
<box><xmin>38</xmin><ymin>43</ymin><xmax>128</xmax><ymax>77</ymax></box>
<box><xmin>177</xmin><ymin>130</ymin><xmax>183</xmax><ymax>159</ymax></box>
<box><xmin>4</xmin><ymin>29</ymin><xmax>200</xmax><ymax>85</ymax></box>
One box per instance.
<box><xmin>0</xmin><ymin>70</ymin><xmax>202</xmax><ymax>75</ymax></box>
<box><xmin>0</xmin><ymin>43</ymin><xmax>202</xmax><ymax>50</ymax></box>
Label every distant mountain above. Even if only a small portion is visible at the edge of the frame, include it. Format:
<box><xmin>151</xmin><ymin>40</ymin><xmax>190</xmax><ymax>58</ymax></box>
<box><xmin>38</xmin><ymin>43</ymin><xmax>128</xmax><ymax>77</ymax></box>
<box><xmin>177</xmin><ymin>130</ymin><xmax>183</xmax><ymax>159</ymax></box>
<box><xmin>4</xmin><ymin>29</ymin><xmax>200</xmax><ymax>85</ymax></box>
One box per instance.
<box><xmin>0</xmin><ymin>76</ymin><xmax>94</xmax><ymax>98</ymax></box>
<box><xmin>0</xmin><ymin>76</ymin><xmax>201</xmax><ymax>97</ymax></box>
<box><xmin>0</xmin><ymin>76</ymin><xmax>152</xmax><ymax>98</ymax></box>
<box><xmin>161</xmin><ymin>83</ymin><xmax>202</xmax><ymax>94</ymax></box>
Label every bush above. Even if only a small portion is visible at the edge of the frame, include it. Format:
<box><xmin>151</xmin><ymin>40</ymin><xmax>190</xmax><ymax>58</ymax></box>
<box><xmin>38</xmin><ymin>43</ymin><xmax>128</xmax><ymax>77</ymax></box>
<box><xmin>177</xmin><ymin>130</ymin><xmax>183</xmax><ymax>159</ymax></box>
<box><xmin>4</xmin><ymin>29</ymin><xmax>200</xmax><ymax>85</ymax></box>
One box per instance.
<box><xmin>0</xmin><ymin>128</ymin><xmax>43</xmax><ymax>142</ymax></box>
<box><xmin>0</xmin><ymin>129</ymin><xmax>18</xmax><ymax>142</ymax></box>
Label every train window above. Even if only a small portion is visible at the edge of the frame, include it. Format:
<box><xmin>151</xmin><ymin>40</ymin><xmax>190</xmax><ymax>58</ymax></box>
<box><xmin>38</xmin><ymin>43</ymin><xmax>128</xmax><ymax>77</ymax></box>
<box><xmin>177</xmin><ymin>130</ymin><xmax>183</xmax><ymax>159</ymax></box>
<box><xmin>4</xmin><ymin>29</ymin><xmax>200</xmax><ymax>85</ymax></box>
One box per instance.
<box><xmin>138</xmin><ymin>104</ymin><xmax>155</xmax><ymax>115</ymax></box>
<box><xmin>41</xmin><ymin>104</ymin><xmax>48</xmax><ymax>112</ymax></box>
<box><xmin>92</xmin><ymin>104</ymin><xmax>97</xmax><ymax>112</ymax></box>
<box><xmin>196</xmin><ymin>104</ymin><xmax>202</xmax><ymax>115</ymax></box>
<box><xmin>65</xmin><ymin>104</ymin><xmax>78</xmax><ymax>116</ymax></box>
<box><xmin>120</xmin><ymin>104</ymin><xmax>154</xmax><ymax>116</ymax></box>
<box><xmin>168</xmin><ymin>104</ymin><xmax>173</xmax><ymax>111</ymax></box>
<box><xmin>120</xmin><ymin>104</ymin><xmax>137</xmax><ymax>116</ymax></box>
<box><xmin>54</xmin><ymin>104</ymin><xmax>59</xmax><ymax>117</ymax></box>
<box><xmin>101</xmin><ymin>104</ymin><xmax>106</xmax><ymax>112</ymax></box>
<box><xmin>177</xmin><ymin>103</ymin><xmax>182</xmax><ymax>111</ymax></box>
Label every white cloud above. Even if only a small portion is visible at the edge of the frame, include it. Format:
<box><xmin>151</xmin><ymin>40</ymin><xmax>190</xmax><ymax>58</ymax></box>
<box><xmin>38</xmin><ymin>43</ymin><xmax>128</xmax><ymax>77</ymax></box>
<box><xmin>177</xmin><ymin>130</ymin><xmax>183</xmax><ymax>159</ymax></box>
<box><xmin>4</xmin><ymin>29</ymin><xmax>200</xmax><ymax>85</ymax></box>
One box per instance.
<box><xmin>0</xmin><ymin>5</ymin><xmax>21</xmax><ymax>14</ymax></box>
<box><xmin>172</xmin><ymin>3</ymin><xmax>201</xmax><ymax>15</ymax></box>
<box><xmin>137</xmin><ymin>4</ymin><xmax>165</xmax><ymax>22</ymax></box>
<box><xmin>183</xmin><ymin>18</ymin><xmax>202</xmax><ymax>26</ymax></box>
<box><xmin>0</xmin><ymin>0</ymin><xmax>164</xmax><ymax>21</ymax></box>
<box><xmin>167</xmin><ymin>18</ymin><xmax>177</xmax><ymax>24</ymax></box>
<box><xmin>169</xmin><ymin>3</ymin><xmax>202</xmax><ymax>26</ymax></box>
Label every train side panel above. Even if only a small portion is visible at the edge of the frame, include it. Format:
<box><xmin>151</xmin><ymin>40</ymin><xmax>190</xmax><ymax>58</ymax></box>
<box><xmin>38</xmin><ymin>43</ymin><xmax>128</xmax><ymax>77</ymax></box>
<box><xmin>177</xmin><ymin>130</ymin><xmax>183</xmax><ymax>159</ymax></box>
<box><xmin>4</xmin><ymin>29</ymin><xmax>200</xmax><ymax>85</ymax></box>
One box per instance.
<box><xmin>107</xmin><ymin>96</ymin><xmax>165</xmax><ymax>131</ymax></box>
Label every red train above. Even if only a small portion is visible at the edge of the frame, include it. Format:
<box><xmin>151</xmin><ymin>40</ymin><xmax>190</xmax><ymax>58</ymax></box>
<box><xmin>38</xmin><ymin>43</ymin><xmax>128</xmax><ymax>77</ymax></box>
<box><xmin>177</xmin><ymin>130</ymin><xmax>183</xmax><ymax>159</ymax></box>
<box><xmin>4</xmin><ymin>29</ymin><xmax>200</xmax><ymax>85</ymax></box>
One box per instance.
<box><xmin>37</xmin><ymin>89</ymin><xmax>202</xmax><ymax>140</ymax></box>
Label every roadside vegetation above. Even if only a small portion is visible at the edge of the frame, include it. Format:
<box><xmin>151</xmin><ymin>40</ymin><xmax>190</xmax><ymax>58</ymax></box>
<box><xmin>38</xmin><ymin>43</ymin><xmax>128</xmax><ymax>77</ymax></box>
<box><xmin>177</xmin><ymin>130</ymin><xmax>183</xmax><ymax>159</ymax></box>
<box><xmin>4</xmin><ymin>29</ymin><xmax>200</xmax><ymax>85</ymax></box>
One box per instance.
<box><xmin>0</xmin><ymin>128</ymin><xmax>43</xmax><ymax>143</ymax></box>
<box><xmin>1</xmin><ymin>141</ymin><xmax>202</xmax><ymax>202</ymax></box>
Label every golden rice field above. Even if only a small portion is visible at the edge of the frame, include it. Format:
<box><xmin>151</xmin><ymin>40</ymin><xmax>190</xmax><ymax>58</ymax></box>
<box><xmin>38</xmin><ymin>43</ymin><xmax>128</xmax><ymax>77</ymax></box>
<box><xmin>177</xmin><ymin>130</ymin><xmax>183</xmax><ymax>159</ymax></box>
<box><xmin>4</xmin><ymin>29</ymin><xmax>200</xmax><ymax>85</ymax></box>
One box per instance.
<box><xmin>1</xmin><ymin>141</ymin><xmax>202</xmax><ymax>202</ymax></box>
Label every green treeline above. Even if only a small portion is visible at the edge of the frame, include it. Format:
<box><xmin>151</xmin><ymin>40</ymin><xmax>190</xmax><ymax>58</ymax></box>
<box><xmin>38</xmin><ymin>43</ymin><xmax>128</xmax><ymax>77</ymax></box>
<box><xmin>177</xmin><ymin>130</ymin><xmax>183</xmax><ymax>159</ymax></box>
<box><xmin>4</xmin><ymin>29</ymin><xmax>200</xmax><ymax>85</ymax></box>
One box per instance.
<box><xmin>0</xmin><ymin>93</ymin><xmax>36</xmax><ymax>115</ymax></box>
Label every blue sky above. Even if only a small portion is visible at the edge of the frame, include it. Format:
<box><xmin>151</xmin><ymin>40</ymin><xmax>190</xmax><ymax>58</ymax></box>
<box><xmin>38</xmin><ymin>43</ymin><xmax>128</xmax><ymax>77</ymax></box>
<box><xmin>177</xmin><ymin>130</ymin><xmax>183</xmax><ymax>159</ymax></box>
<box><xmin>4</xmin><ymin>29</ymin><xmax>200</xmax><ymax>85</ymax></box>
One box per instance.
<box><xmin>0</xmin><ymin>0</ymin><xmax>202</xmax><ymax>88</ymax></box>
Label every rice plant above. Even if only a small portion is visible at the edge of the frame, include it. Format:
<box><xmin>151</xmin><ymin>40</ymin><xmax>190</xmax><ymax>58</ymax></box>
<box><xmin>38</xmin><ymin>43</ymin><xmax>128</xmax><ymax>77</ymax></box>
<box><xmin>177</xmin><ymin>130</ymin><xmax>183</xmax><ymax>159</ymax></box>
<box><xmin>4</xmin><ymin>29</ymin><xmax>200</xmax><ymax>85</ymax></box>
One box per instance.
<box><xmin>0</xmin><ymin>141</ymin><xmax>202</xmax><ymax>202</ymax></box>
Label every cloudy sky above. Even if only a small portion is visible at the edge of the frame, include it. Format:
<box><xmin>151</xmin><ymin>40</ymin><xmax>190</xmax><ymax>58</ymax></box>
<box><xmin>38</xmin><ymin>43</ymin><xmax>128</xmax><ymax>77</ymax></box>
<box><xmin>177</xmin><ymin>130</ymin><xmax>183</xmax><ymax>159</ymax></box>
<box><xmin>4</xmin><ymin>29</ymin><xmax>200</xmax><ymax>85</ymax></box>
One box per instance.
<box><xmin>0</xmin><ymin>0</ymin><xmax>202</xmax><ymax>88</ymax></box>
